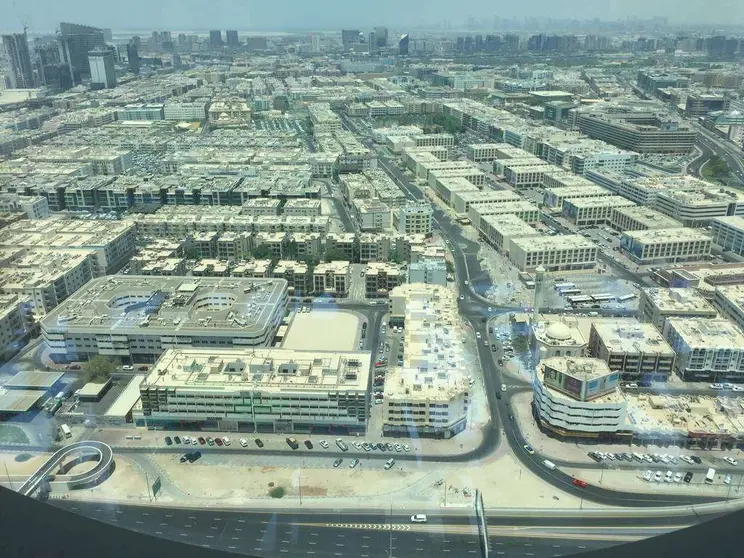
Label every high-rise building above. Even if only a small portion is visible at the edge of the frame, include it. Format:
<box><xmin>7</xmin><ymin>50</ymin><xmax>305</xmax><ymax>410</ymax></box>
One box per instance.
<box><xmin>311</xmin><ymin>34</ymin><xmax>321</xmax><ymax>53</ymax></box>
<box><xmin>341</xmin><ymin>29</ymin><xmax>360</xmax><ymax>50</ymax></box>
<box><xmin>209</xmin><ymin>30</ymin><xmax>222</xmax><ymax>48</ymax></box>
<box><xmin>226</xmin><ymin>30</ymin><xmax>239</xmax><ymax>48</ymax></box>
<box><xmin>374</xmin><ymin>26</ymin><xmax>388</xmax><ymax>48</ymax></box>
<box><xmin>58</xmin><ymin>22</ymin><xmax>105</xmax><ymax>84</ymax></box>
<box><xmin>2</xmin><ymin>31</ymin><xmax>35</xmax><ymax>89</ymax></box>
<box><xmin>399</xmin><ymin>34</ymin><xmax>409</xmax><ymax>56</ymax></box>
<box><xmin>126</xmin><ymin>40</ymin><xmax>140</xmax><ymax>74</ymax></box>
<box><xmin>368</xmin><ymin>31</ymin><xmax>376</xmax><ymax>55</ymax></box>
<box><xmin>88</xmin><ymin>49</ymin><xmax>116</xmax><ymax>89</ymax></box>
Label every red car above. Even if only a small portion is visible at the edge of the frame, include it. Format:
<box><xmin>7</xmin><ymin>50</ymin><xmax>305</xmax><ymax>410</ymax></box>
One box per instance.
<box><xmin>374</xmin><ymin>361</ymin><xmax>386</xmax><ymax>368</ymax></box>
<box><xmin>215</xmin><ymin>438</ymin><xmax>223</xmax><ymax>446</ymax></box>
<box><xmin>572</xmin><ymin>478</ymin><xmax>588</xmax><ymax>488</ymax></box>
<box><xmin>197</xmin><ymin>437</ymin><xmax>206</xmax><ymax>445</ymax></box>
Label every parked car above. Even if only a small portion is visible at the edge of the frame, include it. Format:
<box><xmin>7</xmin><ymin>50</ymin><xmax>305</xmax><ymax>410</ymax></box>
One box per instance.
<box><xmin>240</xmin><ymin>438</ymin><xmax>248</xmax><ymax>447</ymax></box>
<box><xmin>403</xmin><ymin>444</ymin><xmax>410</xmax><ymax>452</ymax></box>
<box><xmin>724</xmin><ymin>457</ymin><xmax>738</xmax><ymax>466</ymax></box>
<box><xmin>255</xmin><ymin>438</ymin><xmax>264</xmax><ymax>448</ymax></box>
<box><xmin>222</xmin><ymin>437</ymin><xmax>231</xmax><ymax>446</ymax></box>
<box><xmin>304</xmin><ymin>440</ymin><xmax>313</xmax><ymax>449</ymax></box>
<box><xmin>319</xmin><ymin>440</ymin><xmax>329</xmax><ymax>449</ymax></box>
<box><xmin>164</xmin><ymin>436</ymin><xmax>173</xmax><ymax>446</ymax></box>
<box><xmin>198</xmin><ymin>437</ymin><xmax>206</xmax><ymax>445</ymax></box>
<box><xmin>349</xmin><ymin>459</ymin><xmax>359</xmax><ymax>468</ymax></box>
<box><xmin>394</xmin><ymin>444</ymin><xmax>402</xmax><ymax>452</ymax></box>
<box><xmin>215</xmin><ymin>438</ymin><xmax>223</xmax><ymax>446</ymax></box>
<box><xmin>653</xmin><ymin>471</ymin><xmax>662</xmax><ymax>482</ymax></box>
<box><xmin>333</xmin><ymin>458</ymin><xmax>343</xmax><ymax>468</ymax></box>
<box><xmin>173</xmin><ymin>436</ymin><xmax>181</xmax><ymax>444</ymax></box>
<box><xmin>643</xmin><ymin>470</ymin><xmax>653</xmax><ymax>482</ymax></box>
<box><xmin>683</xmin><ymin>472</ymin><xmax>693</xmax><ymax>483</ymax></box>
<box><xmin>207</xmin><ymin>438</ymin><xmax>215</xmax><ymax>446</ymax></box>
<box><xmin>674</xmin><ymin>472</ymin><xmax>683</xmax><ymax>483</ymax></box>
<box><xmin>384</xmin><ymin>458</ymin><xmax>396</xmax><ymax>470</ymax></box>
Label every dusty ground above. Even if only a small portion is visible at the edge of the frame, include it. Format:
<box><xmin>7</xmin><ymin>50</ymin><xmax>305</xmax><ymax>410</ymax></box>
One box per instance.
<box><xmin>282</xmin><ymin>309</ymin><xmax>360</xmax><ymax>351</ymax></box>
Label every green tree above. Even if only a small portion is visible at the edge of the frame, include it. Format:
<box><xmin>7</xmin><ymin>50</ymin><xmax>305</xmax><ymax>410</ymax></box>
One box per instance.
<box><xmin>252</xmin><ymin>244</ymin><xmax>272</xmax><ymax>259</ymax></box>
<box><xmin>81</xmin><ymin>356</ymin><xmax>118</xmax><ymax>383</ymax></box>
<box><xmin>325</xmin><ymin>248</ymin><xmax>349</xmax><ymax>262</ymax></box>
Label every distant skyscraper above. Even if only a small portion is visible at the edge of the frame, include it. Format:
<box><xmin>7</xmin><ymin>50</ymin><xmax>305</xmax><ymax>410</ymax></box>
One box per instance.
<box><xmin>127</xmin><ymin>39</ymin><xmax>140</xmax><ymax>74</ymax></box>
<box><xmin>58</xmin><ymin>22</ymin><xmax>105</xmax><ymax>85</ymax></box>
<box><xmin>2</xmin><ymin>30</ymin><xmax>35</xmax><ymax>88</ymax></box>
<box><xmin>368</xmin><ymin>31</ymin><xmax>376</xmax><ymax>55</ymax></box>
<box><xmin>209</xmin><ymin>30</ymin><xmax>222</xmax><ymax>48</ymax></box>
<box><xmin>374</xmin><ymin>26</ymin><xmax>388</xmax><ymax>48</ymax></box>
<box><xmin>399</xmin><ymin>34</ymin><xmax>409</xmax><ymax>56</ymax></box>
<box><xmin>342</xmin><ymin>29</ymin><xmax>360</xmax><ymax>50</ymax></box>
<box><xmin>226</xmin><ymin>30</ymin><xmax>239</xmax><ymax>48</ymax></box>
<box><xmin>311</xmin><ymin>34</ymin><xmax>321</xmax><ymax>53</ymax></box>
<box><xmin>88</xmin><ymin>49</ymin><xmax>116</xmax><ymax>89</ymax></box>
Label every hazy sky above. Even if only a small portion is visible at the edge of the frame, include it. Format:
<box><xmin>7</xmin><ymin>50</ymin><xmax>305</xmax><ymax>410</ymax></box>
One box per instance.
<box><xmin>2</xmin><ymin>0</ymin><xmax>743</xmax><ymax>32</ymax></box>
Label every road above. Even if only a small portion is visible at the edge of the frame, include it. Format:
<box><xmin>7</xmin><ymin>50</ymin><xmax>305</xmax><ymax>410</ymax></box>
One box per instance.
<box><xmin>49</xmin><ymin>500</ymin><xmax>684</xmax><ymax>558</ymax></box>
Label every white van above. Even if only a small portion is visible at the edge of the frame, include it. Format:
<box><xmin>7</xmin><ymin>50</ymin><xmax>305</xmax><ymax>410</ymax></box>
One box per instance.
<box><xmin>542</xmin><ymin>459</ymin><xmax>556</xmax><ymax>470</ymax></box>
<box><xmin>705</xmin><ymin>468</ymin><xmax>716</xmax><ymax>484</ymax></box>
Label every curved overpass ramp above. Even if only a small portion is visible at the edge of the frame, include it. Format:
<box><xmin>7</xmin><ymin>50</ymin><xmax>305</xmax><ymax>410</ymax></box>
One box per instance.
<box><xmin>18</xmin><ymin>441</ymin><xmax>114</xmax><ymax>497</ymax></box>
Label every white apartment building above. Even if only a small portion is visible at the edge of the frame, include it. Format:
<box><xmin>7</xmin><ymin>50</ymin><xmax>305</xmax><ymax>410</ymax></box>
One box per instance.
<box><xmin>710</xmin><ymin>216</ymin><xmax>744</xmax><ymax>257</ymax></box>
<box><xmin>383</xmin><ymin>284</ymin><xmax>470</xmax><ymax>439</ymax></box>
<box><xmin>663</xmin><ymin>317</ymin><xmax>744</xmax><ymax>382</ymax></box>
<box><xmin>41</xmin><ymin>276</ymin><xmax>289</xmax><ymax>363</ymax></box>
<box><xmin>283</xmin><ymin>199</ymin><xmax>322</xmax><ymax>217</ymax></box>
<box><xmin>430</xmin><ymin>175</ymin><xmax>480</xmax><ymax>205</ymax></box>
<box><xmin>394</xmin><ymin>202</ymin><xmax>433</xmax><ymax>235</ymax></box>
<box><xmin>408</xmin><ymin>259</ymin><xmax>447</xmax><ymax>286</ymax></box>
<box><xmin>468</xmin><ymin>201</ymin><xmax>541</xmax><ymax>230</ymax></box>
<box><xmin>541</xmin><ymin>170</ymin><xmax>596</xmax><ymax>190</ymax></box>
<box><xmin>308</xmin><ymin>103</ymin><xmax>341</xmax><ymax>134</ymax></box>
<box><xmin>509</xmin><ymin>235</ymin><xmax>598</xmax><ymax>272</ymax></box>
<box><xmin>134</xmin><ymin>347</ymin><xmax>370</xmax><ymax>434</ymax></box>
<box><xmin>312</xmin><ymin>261</ymin><xmax>351</xmax><ymax>297</ymax></box>
<box><xmin>610</xmin><ymin>206</ymin><xmax>683</xmax><ymax>232</ymax></box>
<box><xmin>562</xmin><ymin>196</ymin><xmax>636</xmax><ymax>227</ymax></box>
<box><xmin>532</xmin><ymin>357</ymin><xmax>628</xmax><ymax>438</ymax></box>
<box><xmin>543</xmin><ymin>185</ymin><xmax>612</xmax><ymax>210</ymax></box>
<box><xmin>467</xmin><ymin>143</ymin><xmax>507</xmax><ymax>162</ymax></box>
<box><xmin>352</xmin><ymin>198</ymin><xmax>391</xmax><ymax>231</ymax></box>
<box><xmin>291</xmin><ymin>232</ymin><xmax>322</xmax><ymax>259</ymax></box>
<box><xmin>0</xmin><ymin>294</ymin><xmax>29</xmax><ymax>358</ymax></box>
<box><xmin>163</xmin><ymin>101</ymin><xmax>208</xmax><ymax>121</ymax></box>
<box><xmin>588</xmin><ymin>321</ymin><xmax>676</xmax><ymax>382</ymax></box>
<box><xmin>478</xmin><ymin>214</ymin><xmax>542</xmax><ymax>254</ymax></box>
<box><xmin>712</xmin><ymin>285</ymin><xmax>744</xmax><ymax>331</ymax></box>
<box><xmin>654</xmin><ymin>188</ymin><xmax>744</xmax><ymax>228</ymax></box>
<box><xmin>0</xmin><ymin>194</ymin><xmax>50</xmax><ymax>219</ymax></box>
<box><xmin>413</xmin><ymin>134</ymin><xmax>455</xmax><ymax>148</ymax></box>
<box><xmin>240</xmin><ymin>198</ymin><xmax>281</xmax><ymax>216</ymax></box>
<box><xmin>640</xmin><ymin>288</ymin><xmax>718</xmax><ymax>329</ymax></box>
<box><xmin>620</xmin><ymin>228</ymin><xmax>712</xmax><ymax>264</ymax></box>
<box><xmin>450</xmin><ymin>189</ymin><xmax>521</xmax><ymax>215</ymax></box>
<box><xmin>503</xmin><ymin>164</ymin><xmax>553</xmax><ymax>188</ymax></box>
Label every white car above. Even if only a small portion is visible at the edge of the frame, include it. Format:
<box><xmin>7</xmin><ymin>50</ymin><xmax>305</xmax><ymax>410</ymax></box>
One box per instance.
<box><xmin>122</xmin><ymin>365</ymin><xmax>134</xmax><ymax>371</ymax></box>
<box><xmin>183</xmin><ymin>437</ymin><xmax>191</xmax><ymax>445</ymax></box>
<box><xmin>319</xmin><ymin>440</ymin><xmax>329</xmax><ymax>449</ymax></box>
<box><xmin>733</xmin><ymin>386</ymin><xmax>744</xmax><ymax>392</ymax></box>
<box><xmin>222</xmin><ymin>437</ymin><xmax>231</xmax><ymax>446</ymax></box>
<box><xmin>664</xmin><ymin>470</ymin><xmax>673</xmax><ymax>482</ymax></box>
<box><xmin>653</xmin><ymin>471</ymin><xmax>663</xmax><ymax>482</ymax></box>
<box><xmin>410</xmin><ymin>514</ymin><xmax>427</xmax><ymax>523</ymax></box>
<box><xmin>724</xmin><ymin>457</ymin><xmax>738</xmax><ymax>466</ymax></box>
<box><xmin>403</xmin><ymin>444</ymin><xmax>411</xmax><ymax>452</ymax></box>
<box><xmin>240</xmin><ymin>438</ymin><xmax>248</xmax><ymax>447</ymax></box>
<box><xmin>710</xmin><ymin>383</ymin><xmax>723</xmax><ymax>389</ymax></box>
<box><xmin>724</xmin><ymin>474</ymin><xmax>732</xmax><ymax>485</ymax></box>
<box><xmin>674</xmin><ymin>472</ymin><xmax>683</xmax><ymax>483</ymax></box>
<box><xmin>501</xmin><ymin>384</ymin><xmax>507</xmax><ymax>392</ymax></box>
<box><xmin>643</xmin><ymin>470</ymin><xmax>653</xmax><ymax>482</ymax></box>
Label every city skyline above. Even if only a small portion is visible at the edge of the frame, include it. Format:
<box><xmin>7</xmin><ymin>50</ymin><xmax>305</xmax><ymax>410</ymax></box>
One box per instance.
<box><xmin>2</xmin><ymin>0</ymin><xmax>744</xmax><ymax>33</ymax></box>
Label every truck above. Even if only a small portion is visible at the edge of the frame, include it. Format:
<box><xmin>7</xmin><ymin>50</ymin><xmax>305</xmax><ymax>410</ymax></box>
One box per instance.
<box><xmin>47</xmin><ymin>400</ymin><xmax>62</xmax><ymax>416</ymax></box>
<box><xmin>60</xmin><ymin>424</ymin><xmax>72</xmax><ymax>439</ymax></box>
<box><xmin>286</xmin><ymin>437</ymin><xmax>299</xmax><ymax>450</ymax></box>
<box><xmin>705</xmin><ymin>468</ymin><xmax>716</xmax><ymax>484</ymax></box>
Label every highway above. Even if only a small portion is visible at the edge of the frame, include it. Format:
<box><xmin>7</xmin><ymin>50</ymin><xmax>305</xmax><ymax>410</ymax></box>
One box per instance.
<box><xmin>50</xmin><ymin>500</ymin><xmax>680</xmax><ymax>558</ymax></box>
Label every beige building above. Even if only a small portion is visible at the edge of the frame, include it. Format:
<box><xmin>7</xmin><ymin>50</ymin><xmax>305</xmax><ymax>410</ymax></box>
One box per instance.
<box><xmin>479</xmin><ymin>214</ymin><xmax>542</xmax><ymax>254</ymax></box>
<box><xmin>509</xmin><ymin>235</ymin><xmax>598</xmax><ymax>272</ymax></box>
<box><xmin>562</xmin><ymin>196</ymin><xmax>636</xmax><ymax>227</ymax></box>
<box><xmin>468</xmin><ymin>201</ymin><xmax>540</xmax><ymax>230</ymax></box>
<box><xmin>273</xmin><ymin>260</ymin><xmax>310</xmax><ymax>296</ymax></box>
<box><xmin>134</xmin><ymin>347</ymin><xmax>370</xmax><ymax>434</ymax></box>
<box><xmin>713</xmin><ymin>285</ymin><xmax>744</xmax><ymax>331</ymax></box>
<box><xmin>663</xmin><ymin>317</ymin><xmax>744</xmax><ymax>382</ymax></box>
<box><xmin>588</xmin><ymin>321</ymin><xmax>676</xmax><ymax>383</ymax></box>
<box><xmin>384</xmin><ymin>284</ymin><xmax>470</xmax><ymax>439</ymax></box>
<box><xmin>394</xmin><ymin>202</ymin><xmax>433</xmax><ymax>235</ymax></box>
<box><xmin>365</xmin><ymin>262</ymin><xmax>404</xmax><ymax>298</ymax></box>
<box><xmin>640</xmin><ymin>288</ymin><xmax>718</xmax><ymax>329</ymax></box>
<box><xmin>313</xmin><ymin>261</ymin><xmax>351</xmax><ymax>297</ymax></box>
<box><xmin>620</xmin><ymin>228</ymin><xmax>711</xmax><ymax>265</ymax></box>
<box><xmin>610</xmin><ymin>206</ymin><xmax>683</xmax><ymax>232</ymax></box>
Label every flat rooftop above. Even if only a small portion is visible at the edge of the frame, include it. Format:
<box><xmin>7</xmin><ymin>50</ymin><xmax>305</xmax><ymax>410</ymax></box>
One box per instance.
<box><xmin>566</xmin><ymin>195</ymin><xmax>635</xmax><ymax>209</ymax></box>
<box><xmin>41</xmin><ymin>275</ymin><xmax>287</xmax><ymax>337</ymax></box>
<box><xmin>643</xmin><ymin>288</ymin><xmax>716</xmax><ymax>313</ymax></box>
<box><xmin>712</xmin><ymin>215</ymin><xmax>744</xmax><ymax>232</ymax></box>
<box><xmin>511</xmin><ymin>234</ymin><xmax>595</xmax><ymax>251</ymax></box>
<box><xmin>0</xmin><ymin>389</ymin><xmax>45</xmax><ymax>413</ymax></box>
<box><xmin>105</xmin><ymin>375</ymin><xmax>145</xmax><ymax>418</ymax></box>
<box><xmin>141</xmin><ymin>348</ymin><xmax>370</xmax><ymax>393</ymax></box>
<box><xmin>480</xmin><ymin>214</ymin><xmax>541</xmax><ymax>236</ymax></box>
<box><xmin>658</xmin><ymin>187</ymin><xmax>744</xmax><ymax>206</ymax></box>
<box><xmin>590</xmin><ymin>321</ymin><xmax>674</xmax><ymax>355</ymax></box>
<box><xmin>612</xmin><ymin>206</ymin><xmax>682</xmax><ymax>229</ymax></box>
<box><xmin>665</xmin><ymin>317</ymin><xmax>744</xmax><ymax>348</ymax></box>
<box><xmin>623</xmin><ymin>227</ymin><xmax>711</xmax><ymax>244</ymax></box>
<box><xmin>3</xmin><ymin>370</ymin><xmax>64</xmax><ymax>390</ymax></box>
<box><xmin>541</xmin><ymin>356</ymin><xmax>613</xmax><ymax>381</ymax></box>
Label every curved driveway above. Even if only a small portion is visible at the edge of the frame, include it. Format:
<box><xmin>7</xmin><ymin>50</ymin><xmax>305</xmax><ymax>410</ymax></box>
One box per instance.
<box><xmin>18</xmin><ymin>441</ymin><xmax>114</xmax><ymax>496</ymax></box>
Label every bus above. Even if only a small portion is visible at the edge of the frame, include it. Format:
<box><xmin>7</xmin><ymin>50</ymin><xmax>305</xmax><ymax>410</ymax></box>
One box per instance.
<box><xmin>567</xmin><ymin>295</ymin><xmax>593</xmax><ymax>305</ymax></box>
<box><xmin>554</xmin><ymin>282</ymin><xmax>576</xmax><ymax>291</ymax></box>
<box><xmin>559</xmin><ymin>288</ymin><xmax>581</xmax><ymax>296</ymax></box>
<box><xmin>60</xmin><ymin>424</ymin><xmax>72</xmax><ymax>439</ymax></box>
<box><xmin>618</xmin><ymin>293</ymin><xmax>638</xmax><ymax>302</ymax></box>
<box><xmin>591</xmin><ymin>293</ymin><xmax>615</xmax><ymax>302</ymax></box>
<box><xmin>705</xmin><ymin>468</ymin><xmax>716</xmax><ymax>484</ymax></box>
